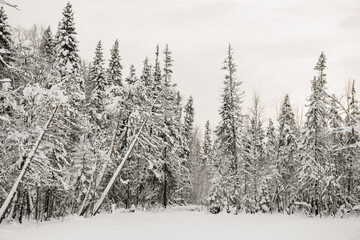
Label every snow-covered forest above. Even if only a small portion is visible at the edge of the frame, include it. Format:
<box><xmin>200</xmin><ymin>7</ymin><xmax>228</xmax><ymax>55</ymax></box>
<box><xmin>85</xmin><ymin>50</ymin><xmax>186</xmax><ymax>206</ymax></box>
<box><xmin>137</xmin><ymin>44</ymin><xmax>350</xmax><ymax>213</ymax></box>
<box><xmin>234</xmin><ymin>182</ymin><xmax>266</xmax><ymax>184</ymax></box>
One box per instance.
<box><xmin>0</xmin><ymin>1</ymin><xmax>360</xmax><ymax>226</ymax></box>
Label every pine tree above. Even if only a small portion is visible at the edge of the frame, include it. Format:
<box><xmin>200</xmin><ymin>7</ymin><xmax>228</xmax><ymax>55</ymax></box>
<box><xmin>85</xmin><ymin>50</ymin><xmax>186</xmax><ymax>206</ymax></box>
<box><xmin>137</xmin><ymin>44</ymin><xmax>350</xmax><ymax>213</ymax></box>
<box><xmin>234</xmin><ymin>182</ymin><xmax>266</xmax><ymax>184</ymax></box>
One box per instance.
<box><xmin>55</xmin><ymin>2</ymin><xmax>80</xmax><ymax>78</ymax></box>
<box><xmin>210</xmin><ymin>44</ymin><xmax>244</xmax><ymax>212</ymax></box>
<box><xmin>40</xmin><ymin>26</ymin><xmax>55</xmax><ymax>61</ymax></box>
<box><xmin>107</xmin><ymin>39</ymin><xmax>122</xmax><ymax>87</ymax></box>
<box><xmin>276</xmin><ymin>94</ymin><xmax>298</xmax><ymax>213</ymax></box>
<box><xmin>125</xmin><ymin>65</ymin><xmax>138</xmax><ymax>85</ymax></box>
<box><xmin>299</xmin><ymin>53</ymin><xmax>330</xmax><ymax>216</ymax></box>
<box><xmin>152</xmin><ymin>45</ymin><xmax>162</xmax><ymax>96</ymax></box>
<box><xmin>184</xmin><ymin>96</ymin><xmax>194</xmax><ymax>142</ymax></box>
<box><xmin>163</xmin><ymin>44</ymin><xmax>173</xmax><ymax>87</ymax></box>
<box><xmin>343</xmin><ymin>80</ymin><xmax>360</xmax><ymax>205</ymax></box>
<box><xmin>242</xmin><ymin>94</ymin><xmax>265</xmax><ymax>213</ymax></box>
<box><xmin>215</xmin><ymin>44</ymin><xmax>243</xmax><ymax>173</ymax></box>
<box><xmin>140</xmin><ymin>57</ymin><xmax>152</xmax><ymax>87</ymax></box>
<box><xmin>265</xmin><ymin>118</ymin><xmax>278</xmax><ymax>212</ymax></box>
<box><xmin>314</xmin><ymin>52</ymin><xmax>327</xmax><ymax>87</ymax></box>
<box><xmin>89</xmin><ymin>40</ymin><xmax>107</xmax><ymax>112</ymax></box>
<box><xmin>203</xmin><ymin>120</ymin><xmax>213</xmax><ymax>163</ymax></box>
<box><xmin>0</xmin><ymin>6</ymin><xmax>14</xmax><ymax>77</ymax></box>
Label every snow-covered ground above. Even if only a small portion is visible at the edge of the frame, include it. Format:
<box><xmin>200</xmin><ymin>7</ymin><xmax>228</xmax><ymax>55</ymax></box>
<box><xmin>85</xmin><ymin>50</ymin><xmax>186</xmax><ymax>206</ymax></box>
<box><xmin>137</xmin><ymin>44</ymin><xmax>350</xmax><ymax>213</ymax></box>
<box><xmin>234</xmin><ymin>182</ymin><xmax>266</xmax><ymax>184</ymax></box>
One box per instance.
<box><xmin>1</xmin><ymin>210</ymin><xmax>359</xmax><ymax>240</ymax></box>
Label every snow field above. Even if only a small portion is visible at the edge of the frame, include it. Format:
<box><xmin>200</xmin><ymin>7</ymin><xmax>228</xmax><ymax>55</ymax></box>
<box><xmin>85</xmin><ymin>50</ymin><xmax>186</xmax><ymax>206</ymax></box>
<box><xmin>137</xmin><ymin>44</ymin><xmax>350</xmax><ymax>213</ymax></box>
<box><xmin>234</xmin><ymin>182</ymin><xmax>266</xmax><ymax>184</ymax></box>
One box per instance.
<box><xmin>1</xmin><ymin>210</ymin><xmax>359</xmax><ymax>240</ymax></box>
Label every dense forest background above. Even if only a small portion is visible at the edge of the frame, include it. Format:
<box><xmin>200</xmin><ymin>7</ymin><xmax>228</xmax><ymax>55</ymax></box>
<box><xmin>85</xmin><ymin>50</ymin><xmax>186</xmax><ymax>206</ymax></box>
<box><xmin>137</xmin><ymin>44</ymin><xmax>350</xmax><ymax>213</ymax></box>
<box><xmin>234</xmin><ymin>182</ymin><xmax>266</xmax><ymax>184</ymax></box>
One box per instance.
<box><xmin>0</xmin><ymin>2</ymin><xmax>359</xmax><ymax>223</ymax></box>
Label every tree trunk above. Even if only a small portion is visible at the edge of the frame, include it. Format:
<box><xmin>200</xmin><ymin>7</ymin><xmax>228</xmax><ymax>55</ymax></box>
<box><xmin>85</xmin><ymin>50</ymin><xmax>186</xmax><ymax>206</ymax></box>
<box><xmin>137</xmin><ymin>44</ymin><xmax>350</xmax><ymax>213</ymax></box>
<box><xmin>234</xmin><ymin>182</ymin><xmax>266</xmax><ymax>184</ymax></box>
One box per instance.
<box><xmin>0</xmin><ymin>106</ymin><xmax>58</xmax><ymax>223</ymax></box>
<box><xmin>163</xmin><ymin>163</ymin><xmax>168</xmax><ymax>208</ymax></box>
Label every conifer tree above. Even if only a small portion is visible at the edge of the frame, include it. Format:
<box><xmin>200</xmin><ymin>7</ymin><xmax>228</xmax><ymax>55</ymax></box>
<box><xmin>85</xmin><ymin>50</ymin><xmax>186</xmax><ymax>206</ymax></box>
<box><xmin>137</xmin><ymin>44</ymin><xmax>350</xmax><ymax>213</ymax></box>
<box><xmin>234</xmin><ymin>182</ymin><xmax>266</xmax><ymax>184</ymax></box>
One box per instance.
<box><xmin>299</xmin><ymin>53</ymin><xmax>330</xmax><ymax>216</ymax></box>
<box><xmin>203</xmin><ymin>120</ymin><xmax>213</xmax><ymax>163</ymax></box>
<box><xmin>40</xmin><ymin>26</ymin><xmax>55</xmax><ymax>61</ymax></box>
<box><xmin>215</xmin><ymin>44</ymin><xmax>243</xmax><ymax>173</ymax></box>
<box><xmin>107</xmin><ymin>39</ymin><xmax>122</xmax><ymax>87</ymax></box>
<box><xmin>0</xmin><ymin>6</ymin><xmax>14</xmax><ymax>77</ymax></box>
<box><xmin>55</xmin><ymin>2</ymin><xmax>80</xmax><ymax>78</ymax></box>
<box><xmin>242</xmin><ymin>94</ymin><xmax>265</xmax><ymax>212</ymax></box>
<box><xmin>152</xmin><ymin>45</ymin><xmax>162</xmax><ymax>95</ymax></box>
<box><xmin>184</xmin><ymin>96</ymin><xmax>194</xmax><ymax>142</ymax></box>
<box><xmin>343</xmin><ymin>80</ymin><xmax>360</xmax><ymax>202</ymax></box>
<box><xmin>140</xmin><ymin>57</ymin><xmax>152</xmax><ymax>87</ymax></box>
<box><xmin>276</xmin><ymin>94</ymin><xmax>298</xmax><ymax>213</ymax></box>
<box><xmin>163</xmin><ymin>44</ymin><xmax>173</xmax><ymax>87</ymax></box>
<box><xmin>125</xmin><ymin>65</ymin><xmax>138</xmax><ymax>85</ymax></box>
<box><xmin>210</xmin><ymin>44</ymin><xmax>244</xmax><ymax>212</ymax></box>
<box><xmin>89</xmin><ymin>40</ymin><xmax>107</xmax><ymax>113</ymax></box>
<box><xmin>265</xmin><ymin>118</ymin><xmax>278</xmax><ymax>211</ymax></box>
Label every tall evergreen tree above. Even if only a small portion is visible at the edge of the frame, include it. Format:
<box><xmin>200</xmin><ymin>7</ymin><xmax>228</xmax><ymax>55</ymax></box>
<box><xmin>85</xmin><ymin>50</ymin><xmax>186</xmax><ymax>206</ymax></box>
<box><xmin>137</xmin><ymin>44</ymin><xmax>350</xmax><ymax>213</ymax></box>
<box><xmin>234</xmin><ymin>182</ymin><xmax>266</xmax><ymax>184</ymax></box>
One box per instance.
<box><xmin>203</xmin><ymin>120</ymin><xmax>213</xmax><ymax>163</ymax></box>
<box><xmin>276</xmin><ymin>94</ymin><xmax>298</xmax><ymax>213</ymax></box>
<box><xmin>107</xmin><ymin>39</ymin><xmax>122</xmax><ymax>87</ymax></box>
<box><xmin>89</xmin><ymin>40</ymin><xmax>107</xmax><ymax>112</ymax></box>
<box><xmin>125</xmin><ymin>65</ymin><xmax>138</xmax><ymax>85</ymax></box>
<box><xmin>265</xmin><ymin>118</ymin><xmax>278</xmax><ymax>211</ymax></box>
<box><xmin>299</xmin><ymin>53</ymin><xmax>330</xmax><ymax>216</ymax></box>
<box><xmin>210</xmin><ymin>44</ymin><xmax>244</xmax><ymax>212</ymax></box>
<box><xmin>40</xmin><ymin>26</ymin><xmax>55</xmax><ymax>61</ymax></box>
<box><xmin>140</xmin><ymin>57</ymin><xmax>152</xmax><ymax>87</ymax></box>
<box><xmin>55</xmin><ymin>2</ymin><xmax>80</xmax><ymax>78</ymax></box>
<box><xmin>0</xmin><ymin>6</ymin><xmax>14</xmax><ymax>77</ymax></box>
<box><xmin>184</xmin><ymin>96</ymin><xmax>194</xmax><ymax>142</ymax></box>
<box><xmin>152</xmin><ymin>45</ymin><xmax>162</xmax><ymax>96</ymax></box>
<box><xmin>343</xmin><ymin>80</ymin><xmax>360</xmax><ymax>203</ymax></box>
<box><xmin>242</xmin><ymin>94</ymin><xmax>266</xmax><ymax>212</ymax></box>
<box><xmin>162</xmin><ymin>44</ymin><xmax>173</xmax><ymax>87</ymax></box>
<box><xmin>215</xmin><ymin>44</ymin><xmax>243</xmax><ymax>173</ymax></box>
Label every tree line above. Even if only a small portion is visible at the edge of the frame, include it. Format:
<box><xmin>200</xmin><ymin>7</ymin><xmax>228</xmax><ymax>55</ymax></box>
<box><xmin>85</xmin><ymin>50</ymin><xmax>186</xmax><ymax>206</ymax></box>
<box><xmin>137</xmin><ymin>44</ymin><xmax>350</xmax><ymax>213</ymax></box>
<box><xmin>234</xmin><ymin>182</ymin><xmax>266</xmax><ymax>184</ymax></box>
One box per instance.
<box><xmin>0</xmin><ymin>2</ymin><xmax>359</xmax><ymax>223</ymax></box>
<box><xmin>209</xmin><ymin>46</ymin><xmax>360</xmax><ymax>217</ymax></box>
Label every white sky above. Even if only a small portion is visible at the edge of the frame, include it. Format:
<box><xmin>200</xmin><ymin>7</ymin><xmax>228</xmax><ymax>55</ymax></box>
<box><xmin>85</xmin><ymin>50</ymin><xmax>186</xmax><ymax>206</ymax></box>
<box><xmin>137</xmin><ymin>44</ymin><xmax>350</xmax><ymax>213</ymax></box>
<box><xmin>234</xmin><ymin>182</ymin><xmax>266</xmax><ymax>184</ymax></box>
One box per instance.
<box><xmin>5</xmin><ymin>0</ymin><xmax>360</xmax><ymax>129</ymax></box>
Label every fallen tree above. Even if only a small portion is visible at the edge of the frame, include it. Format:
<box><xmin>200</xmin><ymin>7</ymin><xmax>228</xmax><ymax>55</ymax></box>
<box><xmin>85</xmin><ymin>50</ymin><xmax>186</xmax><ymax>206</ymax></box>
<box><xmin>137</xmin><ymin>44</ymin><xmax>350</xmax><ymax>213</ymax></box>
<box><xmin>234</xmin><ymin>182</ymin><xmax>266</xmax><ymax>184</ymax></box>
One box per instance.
<box><xmin>0</xmin><ymin>105</ymin><xmax>59</xmax><ymax>223</ymax></box>
<box><xmin>92</xmin><ymin>94</ymin><xmax>161</xmax><ymax>216</ymax></box>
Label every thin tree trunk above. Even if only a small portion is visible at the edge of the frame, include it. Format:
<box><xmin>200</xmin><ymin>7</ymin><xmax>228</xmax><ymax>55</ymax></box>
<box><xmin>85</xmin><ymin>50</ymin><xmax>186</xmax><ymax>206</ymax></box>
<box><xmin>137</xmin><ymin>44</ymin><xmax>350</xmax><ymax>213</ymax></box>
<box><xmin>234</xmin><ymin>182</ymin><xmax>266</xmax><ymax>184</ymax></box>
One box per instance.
<box><xmin>94</xmin><ymin>117</ymin><xmax>121</xmax><ymax>190</ymax></box>
<box><xmin>163</xmin><ymin>163</ymin><xmax>168</xmax><ymax>208</ymax></box>
<box><xmin>92</xmin><ymin>94</ymin><xmax>161</xmax><ymax>216</ymax></box>
<box><xmin>35</xmin><ymin>187</ymin><xmax>39</xmax><ymax>222</ymax></box>
<box><xmin>0</xmin><ymin>105</ymin><xmax>58</xmax><ymax>223</ymax></box>
<box><xmin>92</xmin><ymin>118</ymin><xmax>148</xmax><ymax>215</ymax></box>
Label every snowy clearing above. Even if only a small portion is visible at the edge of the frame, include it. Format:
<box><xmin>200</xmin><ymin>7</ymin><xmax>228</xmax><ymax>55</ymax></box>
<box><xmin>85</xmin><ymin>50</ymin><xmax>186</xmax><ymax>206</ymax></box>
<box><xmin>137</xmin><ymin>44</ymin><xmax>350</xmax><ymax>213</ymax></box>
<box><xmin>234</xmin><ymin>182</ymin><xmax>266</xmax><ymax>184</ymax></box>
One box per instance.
<box><xmin>1</xmin><ymin>211</ymin><xmax>359</xmax><ymax>240</ymax></box>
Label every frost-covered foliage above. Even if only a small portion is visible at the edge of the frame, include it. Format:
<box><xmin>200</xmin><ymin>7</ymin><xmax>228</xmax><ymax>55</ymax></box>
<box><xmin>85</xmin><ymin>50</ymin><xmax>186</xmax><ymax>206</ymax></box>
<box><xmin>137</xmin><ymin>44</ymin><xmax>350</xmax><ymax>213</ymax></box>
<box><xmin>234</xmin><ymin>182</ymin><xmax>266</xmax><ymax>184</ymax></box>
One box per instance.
<box><xmin>0</xmin><ymin>5</ymin><xmax>194</xmax><ymax>220</ymax></box>
<box><xmin>0</xmin><ymin>6</ymin><xmax>13</xmax><ymax>64</ymax></box>
<box><xmin>0</xmin><ymin>3</ymin><xmax>359</xmax><ymax>223</ymax></box>
<box><xmin>107</xmin><ymin>39</ymin><xmax>122</xmax><ymax>87</ymax></box>
<box><xmin>209</xmin><ymin>51</ymin><xmax>360</xmax><ymax>217</ymax></box>
<box><xmin>0</xmin><ymin>5</ymin><xmax>14</xmax><ymax>81</ymax></box>
<box><xmin>55</xmin><ymin>2</ymin><xmax>80</xmax><ymax>78</ymax></box>
<box><xmin>210</xmin><ymin>44</ymin><xmax>244</xmax><ymax>213</ymax></box>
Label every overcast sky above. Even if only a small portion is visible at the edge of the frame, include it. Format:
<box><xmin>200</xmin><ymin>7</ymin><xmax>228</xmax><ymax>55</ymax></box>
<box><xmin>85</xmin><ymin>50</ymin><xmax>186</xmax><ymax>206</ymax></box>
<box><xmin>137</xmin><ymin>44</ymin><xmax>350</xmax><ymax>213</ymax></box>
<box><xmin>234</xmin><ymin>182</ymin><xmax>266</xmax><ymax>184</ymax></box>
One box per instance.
<box><xmin>5</xmin><ymin>0</ymin><xmax>360</xmax><ymax>129</ymax></box>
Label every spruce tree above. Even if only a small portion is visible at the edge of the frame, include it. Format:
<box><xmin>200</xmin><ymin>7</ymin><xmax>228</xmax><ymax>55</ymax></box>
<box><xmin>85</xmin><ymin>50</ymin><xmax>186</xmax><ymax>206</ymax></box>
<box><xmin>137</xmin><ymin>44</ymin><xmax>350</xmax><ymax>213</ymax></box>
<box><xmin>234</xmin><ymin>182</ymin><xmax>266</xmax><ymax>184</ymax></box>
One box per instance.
<box><xmin>89</xmin><ymin>40</ymin><xmax>107</xmax><ymax>112</ymax></box>
<box><xmin>210</xmin><ymin>44</ymin><xmax>244</xmax><ymax>212</ymax></box>
<box><xmin>299</xmin><ymin>53</ymin><xmax>330</xmax><ymax>216</ymax></box>
<box><xmin>125</xmin><ymin>65</ymin><xmax>138</xmax><ymax>85</ymax></box>
<box><xmin>55</xmin><ymin>2</ymin><xmax>80</xmax><ymax>78</ymax></box>
<box><xmin>184</xmin><ymin>96</ymin><xmax>194</xmax><ymax>142</ymax></box>
<box><xmin>0</xmin><ymin>6</ymin><xmax>14</xmax><ymax>77</ymax></box>
<box><xmin>242</xmin><ymin>94</ymin><xmax>265</xmax><ymax>212</ymax></box>
<box><xmin>215</xmin><ymin>44</ymin><xmax>243</xmax><ymax>173</ymax></box>
<box><xmin>40</xmin><ymin>26</ymin><xmax>55</xmax><ymax>61</ymax></box>
<box><xmin>265</xmin><ymin>118</ymin><xmax>278</xmax><ymax>211</ymax></box>
<box><xmin>140</xmin><ymin>57</ymin><xmax>152</xmax><ymax>87</ymax></box>
<box><xmin>152</xmin><ymin>45</ymin><xmax>162</xmax><ymax>96</ymax></box>
<box><xmin>343</xmin><ymin>80</ymin><xmax>360</xmax><ymax>202</ymax></box>
<box><xmin>203</xmin><ymin>120</ymin><xmax>213</xmax><ymax>163</ymax></box>
<box><xmin>276</xmin><ymin>94</ymin><xmax>298</xmax><ymax>213</ymax></box>
<box><xmin>163</xmin><ymin>44</ymin><xmax>173</xmax><ymax>87</ymax></box>
<box><xmin>107</xmin><ymin>39</ymin><xmax>122</xmax><ymax>87</ymax></box>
